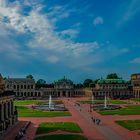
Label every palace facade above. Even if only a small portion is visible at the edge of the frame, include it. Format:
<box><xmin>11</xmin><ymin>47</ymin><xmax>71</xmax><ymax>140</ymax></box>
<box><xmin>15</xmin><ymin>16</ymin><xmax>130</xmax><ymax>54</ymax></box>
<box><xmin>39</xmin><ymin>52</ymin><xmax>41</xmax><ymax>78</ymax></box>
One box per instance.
<box><xmin>5</xmin><ymin>78</ymin><xmax>42</xmax><ymax>99</ymax></box>
<box><xmin>0</xmin><ymin>75</ymin><xmax>17</xmax><ymax>137</ymax></box>
<box><xmin>41</xmin><ymin>77</ymin><xmax>85</xmax><ymax>97</ymax></box>
<box><xmin>92</xmin><ymin>78</ymin><xmax>133</xmax><ymax>99</ymax></box>
<box><xmin>5</xmin><ymin>77</ymin><xmax>85</xmax><ymax>98</ymax></box>
<box><xmin>4</xmin><ymin>74</ymin><xmax>140</xmax><ymax>99</ymax></box>
<box><xmin>131</xmin><ymin>73</ymin><xmax>140</xmax><ymax>98</ymax></box>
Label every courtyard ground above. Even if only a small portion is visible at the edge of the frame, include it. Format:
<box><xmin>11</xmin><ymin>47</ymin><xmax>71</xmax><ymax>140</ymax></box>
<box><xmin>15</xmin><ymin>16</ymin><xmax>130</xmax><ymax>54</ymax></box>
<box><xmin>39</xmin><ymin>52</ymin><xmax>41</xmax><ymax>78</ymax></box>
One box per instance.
<box><xmin>3</xmin><ymin>97</ymin><xmax>140</xmax><ymax>140</ymax></box>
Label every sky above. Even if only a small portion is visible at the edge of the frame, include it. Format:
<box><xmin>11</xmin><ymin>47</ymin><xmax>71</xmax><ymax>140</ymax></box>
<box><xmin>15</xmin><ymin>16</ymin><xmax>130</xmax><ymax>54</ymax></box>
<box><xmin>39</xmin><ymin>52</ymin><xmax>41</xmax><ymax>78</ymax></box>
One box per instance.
<box><xmin>0</xmin><ymin>0</ymin><xmax>140</xmax><ymax>83</ymax></box>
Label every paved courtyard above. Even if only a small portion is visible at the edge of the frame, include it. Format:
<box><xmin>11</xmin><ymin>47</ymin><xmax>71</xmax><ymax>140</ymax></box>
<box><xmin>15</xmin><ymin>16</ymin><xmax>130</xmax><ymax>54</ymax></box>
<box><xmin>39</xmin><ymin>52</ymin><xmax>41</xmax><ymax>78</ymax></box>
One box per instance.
<box><xmin>3</xmin><ymin>97</ymin><xmax>140</xmax><ymax>140</ymax></box>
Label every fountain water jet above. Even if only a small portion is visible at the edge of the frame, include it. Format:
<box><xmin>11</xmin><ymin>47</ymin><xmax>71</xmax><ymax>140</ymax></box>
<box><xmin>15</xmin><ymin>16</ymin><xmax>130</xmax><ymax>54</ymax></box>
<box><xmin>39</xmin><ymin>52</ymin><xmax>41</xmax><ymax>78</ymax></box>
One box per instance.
<box><xmin>91</xmin><ymin>93</ymin><xmax>121</xmax><ymax>111</ymax></box>
<box><xmin>49</xmin><ymin>95</ymin><xmax>53</xmax><ymax>109</ymax></box>
<box><xmin>33</xmin><ymin>94</ymin><xmax>67</xmax><ymax>111</ymax></box>
<box><xmin>104</xmin><ymin>94</ymin><xmax>107</xmax><ymax>109</ymax></box>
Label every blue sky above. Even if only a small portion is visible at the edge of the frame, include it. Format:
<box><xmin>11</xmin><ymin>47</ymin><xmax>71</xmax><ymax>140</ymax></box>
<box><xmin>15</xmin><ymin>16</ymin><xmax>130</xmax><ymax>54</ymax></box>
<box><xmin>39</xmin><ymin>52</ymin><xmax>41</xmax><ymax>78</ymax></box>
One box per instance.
<box><xmin>0</xmin><ymin>0</ymin><xmax>140</xmax><ymax>83</ymax></box>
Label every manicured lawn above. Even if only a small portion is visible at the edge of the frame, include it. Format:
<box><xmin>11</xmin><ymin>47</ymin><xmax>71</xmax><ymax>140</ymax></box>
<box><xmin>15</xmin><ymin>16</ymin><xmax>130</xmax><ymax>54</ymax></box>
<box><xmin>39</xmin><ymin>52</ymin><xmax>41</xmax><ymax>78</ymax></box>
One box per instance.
<box><xmin>131</xmin><ymin>98</ymin><xmax>140</xmax><ymax>102</ymax></box>
<box><xmin>38</xmin><ymin>100</ymin><xmax>63</xmax><ymax>105</ymax></box>
<box><xmin>80</xmin><ymin>100</ymin><xmax>128</xmax><ymax>104</ymax></box>
<box><xmin>116</xmin><ymin>120</ymin><xmax>140</xmax><ymax>130</ymax></box>
<box><xmin>35</xmin><ymin>134</ymin><xmax>87</xmax><ymax>140</ymax></box>
<box><xmin>14</xmin><ymin>100</ymin><xmax>45</xmax><ymax>106</ymax></box>
<box><xmin>17</xmin><ymin>106</ymin><xmax>71</xmax><ymax>117</ymax></box>
<box><xmin>98</xmin><ymin>105</ymin><xmax>140</xmax><ymax>115</ymax></box>
<box><xmin>14</xmin><ymin>100</ymin><xmax>63</xmax><ymax>106</ymax></box>
<box><xmin>36</xmin><ymin>122</ymin><xmax>82</xmax><ymax>134</ymax></box>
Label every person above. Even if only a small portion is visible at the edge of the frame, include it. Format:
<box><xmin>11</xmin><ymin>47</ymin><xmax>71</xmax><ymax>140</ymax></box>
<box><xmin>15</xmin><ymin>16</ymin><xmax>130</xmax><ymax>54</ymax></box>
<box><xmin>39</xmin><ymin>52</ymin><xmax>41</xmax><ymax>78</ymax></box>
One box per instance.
<box><xmin>96</xmin><ymin>119</ymin><xmax>101</xmax><ymax>125</ymax></box>
<box><xmin>92</xmin><ymin>118</ymin><xmax>96</xmax><ymax>124</ymax></box>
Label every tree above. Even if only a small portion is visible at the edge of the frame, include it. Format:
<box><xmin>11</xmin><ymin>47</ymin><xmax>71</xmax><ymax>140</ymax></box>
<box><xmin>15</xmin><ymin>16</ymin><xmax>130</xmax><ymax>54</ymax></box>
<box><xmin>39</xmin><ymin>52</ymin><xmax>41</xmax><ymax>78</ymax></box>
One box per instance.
<box><xmin>36</xmin><ymin>79</ymin><xmax>46</xmax><ymax>88</ymax></box>
<box><xmin>106</xmin><ymin>73</ymin><xmax>120</xmax><ymax>79</ymax></box>
<box><xmin>36</xmin><ymin>79</ymin><xmax>46</xmax><ymax>84</ymax></box>
<box><xmin>83</xmin><ymin>79</ymin><xmax>93</xmax><ymax>88</ymax></box>
<box><xmin>89</xmin><ymin>81</ymin><xmax>96</xmax><ymax>88</ymax></box>
<box><xmin>26</xmin><ymin>74</ymin><xmax>34</xmax><ymax>79</ymax></box>
<box><xmin>94</xmin><ymin>79</ymin><xmax>99</xmax><ymax>84</ymax></box>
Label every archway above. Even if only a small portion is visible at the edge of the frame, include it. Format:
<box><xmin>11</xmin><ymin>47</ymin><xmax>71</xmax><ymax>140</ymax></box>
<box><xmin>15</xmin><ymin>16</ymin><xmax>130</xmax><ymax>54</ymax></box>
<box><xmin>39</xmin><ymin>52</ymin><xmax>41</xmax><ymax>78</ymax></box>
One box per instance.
<box><xmin>63</xmin><ymin>91</ymin><xmax>66</xmax><ymax>97</ymax></box>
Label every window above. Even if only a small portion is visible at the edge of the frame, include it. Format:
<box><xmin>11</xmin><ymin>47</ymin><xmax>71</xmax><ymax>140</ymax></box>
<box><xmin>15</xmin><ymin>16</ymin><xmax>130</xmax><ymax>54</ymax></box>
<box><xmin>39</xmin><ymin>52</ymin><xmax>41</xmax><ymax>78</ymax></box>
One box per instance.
<box><xmin>31</xmin><ymin>85</ymin><xmax>33</xmax><ymax>89</ymax></box>
<box><xmin>21</xmin><ymin>85</ymin><xmax>23</xmax><ymax>89</ymax></box>
<box><xmin>14</xmin><ymin>85</ymin><xmax>17</xmax><ymax>89</ymax></box>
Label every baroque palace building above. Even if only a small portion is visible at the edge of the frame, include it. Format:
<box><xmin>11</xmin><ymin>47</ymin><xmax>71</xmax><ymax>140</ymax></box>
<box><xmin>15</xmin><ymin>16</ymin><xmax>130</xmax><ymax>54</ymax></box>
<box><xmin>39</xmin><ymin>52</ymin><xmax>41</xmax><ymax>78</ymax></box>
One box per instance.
<box><xmin>0</xmin><ymin>74</ymin><xmax>17</xmax><ymax>137</ymax></box>
<box><xmin>42</xmin><ymin>77</ymin><xmax>85</xmax><ymax>97</ymax></box>
<box><xmin>5</xmin><ymin>78</ymin><xmax>42</xmax><ymax>99</ymax></box>
<box><xmin>131</xmin><ymin>73</ymin><xmax>140</xmax><ymax>98</ymax></box>
<box><xmin>5</xmin><ymin>77</ymin><xmax>85</xmax><ymax>98</ymax></box>
<box><xmin>92</xmin><ymin>78</ymin><xmax>133</xmax><ymax>99</ymax></box>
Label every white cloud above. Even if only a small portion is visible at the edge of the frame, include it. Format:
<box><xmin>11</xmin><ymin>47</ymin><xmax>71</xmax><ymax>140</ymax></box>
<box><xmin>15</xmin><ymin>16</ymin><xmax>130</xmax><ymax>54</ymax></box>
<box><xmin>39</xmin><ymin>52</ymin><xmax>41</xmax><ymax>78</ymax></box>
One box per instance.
<box><xmin>118</xmin><ymin>0</ymin><xmax>140</xmax><ymax>26</ymax></box>
<box><xmin>47</xmin><ymin>5</ymin><xmax>71</xmax><ymax>24</ymax></box>
<box><xmin>59</xmin><ymin>29</ymin><xmax>79</xmax><ymax>40</ymax></box>
<box><xmin>0</xmin><ymin>0</ymin><xmax>100</xmax><ymax>66</ymax></box>
<box><xmin>93</xmin><ymin>16</ymin><xmax>103</xmax><ymax>26</ymax></box>
<box><xmin>47</xmin><ymin>56</ymin><xmax>59</xmax><ymax>63</ymax></box>
<box><xmin>130</xmin><ymin>57</ymin><xmax>140</xmax><ymax>64</ymax></box>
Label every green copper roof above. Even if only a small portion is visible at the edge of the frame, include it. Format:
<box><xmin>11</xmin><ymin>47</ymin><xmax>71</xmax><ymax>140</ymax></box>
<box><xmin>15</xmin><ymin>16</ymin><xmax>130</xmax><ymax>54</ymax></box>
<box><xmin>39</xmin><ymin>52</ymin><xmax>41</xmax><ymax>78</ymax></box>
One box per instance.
<box><xmin>97</xmin><ymin>78</ymin><xmax>127</xmax><ymax>84</ymax></box>
<box><xmin>54</xmin><ymin>77</ymin><xmax>73</xmax><ymax>85</ymax></box>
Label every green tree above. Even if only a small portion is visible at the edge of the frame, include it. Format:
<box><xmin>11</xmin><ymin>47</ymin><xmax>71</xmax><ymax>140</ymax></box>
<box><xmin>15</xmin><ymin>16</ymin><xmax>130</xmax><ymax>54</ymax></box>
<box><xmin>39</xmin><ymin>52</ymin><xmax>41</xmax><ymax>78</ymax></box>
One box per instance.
<box><xmin>36</xmin><ymin>79</ymin><xmax>46</xmax><ymax>88</ymax></box>
<box><xmin>26</xmin><ymin>74</ymin><xmax>34</xmax><ymax>79</ymax></box>
<box><xmin>83</xmin><ymin>79</ymin><xmax>93</xmax><ymax>87</ymax></box>
<box><xmin>106</xmin><ymin>73</ymin><xmax>120</xmax><ymax>79</ymax></box>
<box><xmin>89</xmin><ymin>81</ymin><xmax>96</xmax><ymax>88</ymax></box>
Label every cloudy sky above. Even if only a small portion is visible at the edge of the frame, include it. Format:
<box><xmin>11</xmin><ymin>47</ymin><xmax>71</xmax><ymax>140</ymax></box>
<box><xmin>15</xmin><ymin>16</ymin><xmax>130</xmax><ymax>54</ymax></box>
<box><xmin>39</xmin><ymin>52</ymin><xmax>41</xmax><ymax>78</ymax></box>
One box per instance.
<box><xmin>0</xmin><ymin>0</ymin><xmax>140</xmax><ymax>83</ymax></box>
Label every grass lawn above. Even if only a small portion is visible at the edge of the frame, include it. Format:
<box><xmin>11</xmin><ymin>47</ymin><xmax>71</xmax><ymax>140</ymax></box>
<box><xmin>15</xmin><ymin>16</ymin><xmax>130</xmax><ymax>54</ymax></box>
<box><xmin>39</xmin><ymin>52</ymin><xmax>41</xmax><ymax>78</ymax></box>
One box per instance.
<box><xmin>14</xmin><ymin>100</ymin><xmax>63</xmax><ymax>106</ymax></box>
<box><xmin>116</xmin><ymin>120</ymin><xmax>140</xmax><ymax>130</ymax></box>
<box><xmin>98</xmin><ymin>105</ymin><xmax>140</xmax><ymax>115</ymax></box>
<box><xmin>17</xmin><ymin>106</ymin><xmax>71</xmax><ymax>117</ymax></box>
<box><xmin>130</xmin><ymin>98</ymin><xmax>140</xmax><ymax>102</ymax></box>
<box><xmin>36</xmin><ymin>122</ymin><xmax>82</xmax><ymax>134</ymax></box>
<box><xmin>14</xmin><ymin>100</ymin><xmax>45</xmax><ymax>106</ymax></box>
<box><xmin>80</xmin><ymin>100</ymin><xmax>128</xmax><ymax>104</ymax></box>
<box><xmin>35</xmin><ymin>134</ymin><xmax>87</xmax><ymax>140</ymax></box>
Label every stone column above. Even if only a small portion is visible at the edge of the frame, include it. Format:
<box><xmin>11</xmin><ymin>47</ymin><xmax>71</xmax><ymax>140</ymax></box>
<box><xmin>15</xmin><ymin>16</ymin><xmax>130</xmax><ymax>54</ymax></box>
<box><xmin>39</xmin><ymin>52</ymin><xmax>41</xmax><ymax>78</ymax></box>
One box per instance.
<box><xmin>0</xmin><ymin>103</ymin><xmax>4</xmax><ymax>121</ymax></box>
<box><xmin>7</xmin><ymin>102</ymin><xmax>10</xmax><ymax>117</ymax></box>
<box><xmin>6</xmin><ymin>102</ymin><xmax>8</xmax><ymax>119</ymax></box>
<box><xmin>9</xmin><ymin>101</ymin><xmax>12</xmax><ymax>117</ymax></box>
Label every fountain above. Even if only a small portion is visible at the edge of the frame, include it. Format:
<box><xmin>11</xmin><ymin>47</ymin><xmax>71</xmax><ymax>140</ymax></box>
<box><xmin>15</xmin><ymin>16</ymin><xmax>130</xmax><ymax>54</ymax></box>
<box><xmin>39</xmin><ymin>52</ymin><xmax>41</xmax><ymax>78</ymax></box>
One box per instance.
<box><xmin>91</xmin><ymin>94</ymin><xmax>121</xmax><ymax>111</ymax></box>
<box><xmin>48</xmin><ymin>95</ymin><xmax>54</xmax><ymax>110</ymax></box>
<box><xmin>104</xmin><ymin>95</ymin><xmax>107</xmax><ymax>109</ymax></box>
<box><xmin>33</xmin><ymin>95</ymin><xmax>67</xmax><ymax>111</ymax></box>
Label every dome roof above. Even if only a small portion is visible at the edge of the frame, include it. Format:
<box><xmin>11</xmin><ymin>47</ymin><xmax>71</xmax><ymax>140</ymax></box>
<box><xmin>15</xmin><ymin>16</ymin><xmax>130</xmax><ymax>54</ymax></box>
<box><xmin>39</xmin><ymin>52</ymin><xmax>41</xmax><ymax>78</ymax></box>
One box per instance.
<box><xmin>97</xmin><ymin>78</ymin><xmax>126</xmax><ymax>84</ymax></box>
<box><xmin>54</xmin><ymin>77</ymin><xmax>73</xmax><ymax>85</ymax></box>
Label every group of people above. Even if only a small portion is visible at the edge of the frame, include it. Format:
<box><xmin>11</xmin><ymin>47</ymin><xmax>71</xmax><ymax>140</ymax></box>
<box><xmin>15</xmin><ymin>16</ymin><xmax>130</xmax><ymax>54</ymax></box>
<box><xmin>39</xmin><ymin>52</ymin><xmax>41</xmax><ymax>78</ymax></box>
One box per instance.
<box><xmin>91</xmin><ymin>117</ymin><xmax>101</xmax><ymax>125</ymax></box>
<box><xmin>15</xmin><ymin>121</ymin><xmax>31</xmax><ymax>140</ymax></box>
<box><xmin>74</xmin><ymin>101</ymin><xmax>102</xmax><ymax>126</ymax></box>
<box><xmin>15</xmin><ymin>129</ymin><xmax>25</xmax><ymax>140</ymax></box>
